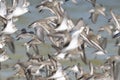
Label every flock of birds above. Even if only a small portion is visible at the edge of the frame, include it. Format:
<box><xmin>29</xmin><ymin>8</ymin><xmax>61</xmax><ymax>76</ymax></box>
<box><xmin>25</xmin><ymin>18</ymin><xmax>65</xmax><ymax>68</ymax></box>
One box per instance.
<box><xmin>0</xmin><ymin>0</ymin><xmax>120</xmax><ymax>80</ymax></box>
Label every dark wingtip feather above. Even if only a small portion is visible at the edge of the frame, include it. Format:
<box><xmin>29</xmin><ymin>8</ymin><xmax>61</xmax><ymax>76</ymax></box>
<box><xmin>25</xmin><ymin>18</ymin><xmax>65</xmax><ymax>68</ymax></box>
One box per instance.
<box><xmin>113</xmin><ymin>33</ymin><xmax>120</xmax><ymax>38</ymax></box>
<box><xmin>7</xmin><ymin>41</ymin><xmax>15</xmax><ymax>54</ymax></box>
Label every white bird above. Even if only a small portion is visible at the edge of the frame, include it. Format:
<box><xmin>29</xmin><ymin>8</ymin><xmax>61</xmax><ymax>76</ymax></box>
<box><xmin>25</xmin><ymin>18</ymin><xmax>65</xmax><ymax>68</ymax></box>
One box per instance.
<box><xmin>0</xmin><ymin>0</ymin><xmax>7</xmax><ymax>18</ymax></box>
<box><xmin>89</xmin><ymin>3</ymin><xmax>106</xmax><ymax>23</ymax></box>
<box><xmin>0</xmin><ymin>40</ymin><xmax>5</xmax><ymax>48</ymax></box>
<box><xmin>55</xmin><ymin>52</ymin><xmax>70</xmax><ymax>60</ymax></box>
<box><xmin>62</xmin><ymin>27</ymin><xmax>85</xmax><ymax>52</ymax></box>
<box><xmin>0</xmin><ymin>50</ymin><xmax>9</xmax><ymax>69</ymax></box>
<box><xmin>55</xmin><ymin>16</ymin><xmax>74</xmax><ymax>32</ymax></box>
<box><xmin>110</xmin><ymin>9</ymin><xmax>120</xmax><ymax>30</ymax></box>
<box><xmin>7</xmin><ymin>0</ymin><xmax>30</xmax><ymax>19</ymax></box>
<box><xmin>26</xmin><ymin>64</ymin><xmax>45</xmax><ymax>76</ymax></box>
<box><xmin>48</xmin><ymin>67</ymin><xmax>67</xmax><ymax>80</ymax></box>
<box><xmin>1</xmin><ymin>19</ymin><xmax>18</xmax><ymax>34</ymax></box>
<box><xmin>0</xmin><ymin>51</ymin><xmax>9</xmax><ymax>62</ymax></box>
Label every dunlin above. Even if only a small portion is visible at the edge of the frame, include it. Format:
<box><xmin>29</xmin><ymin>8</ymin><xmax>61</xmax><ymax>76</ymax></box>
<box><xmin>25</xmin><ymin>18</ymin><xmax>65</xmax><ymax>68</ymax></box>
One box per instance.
<box><xmin>1</xmin><ymin>19</ymin><xmax>18</xmax><ymax>35</ymax></box>
<box><xmin>16</xmin><ymin>28</ymin><xmax>35</xmax><ymax>40</ymax></box>
<box><xmin>7</xmin><ymin>0</ymin><xmax>30</xmax><ymax>19</ymax></box>
<box><xmin>89</xmin><ymin>3</ymin><xmax>106</xmax><ymax>23</ymax></box>
<box><xmin>2</xmin><ymin>34</ymin><xmax>15</xmax><ymax>53</ymax></box>
<box><xmin>0</xmin><ymin>50</ymin><xmax>10</xmax><ymax>69</ymax></box>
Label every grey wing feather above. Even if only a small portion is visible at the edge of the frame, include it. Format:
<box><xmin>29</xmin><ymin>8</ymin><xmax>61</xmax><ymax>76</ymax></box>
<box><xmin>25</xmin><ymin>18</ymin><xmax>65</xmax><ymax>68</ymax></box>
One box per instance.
<box><xmin>32</xmin><ymin>45</ymin><xmax>39</xmax><ymax>55</ymax></box>
<box><xmin>6</xmin><ymin>41</ymin><xmax>15</xmax><ymax>53</ymax></box>
<box><xmin>100</xmin><ymin>37</ymin><xmax>107</xmax><ymax>49</ymax></box>
<box><xmin>118</xmin><ymin>46</ymin><xmax>120</xmax><ymax>56</ymax></box>
<box><xmin>74</xmin><ymin>18</ymin><xmax>85</xmax><ymax>30</ymax></box>
<box><xmin>35</xmin><ymin>27</ymin><xmax>44</xmax><ymax>42</ymax></box>
<box><xmin>17</xmin><ymin>0</ymin><xmax>24</xmax><ymax>7</ymax></box>
<box><xmin>90</xmin><ymin>12</ymin><xmax>99</xmax><ymax>23</ymax></box>
<box><xmin>0</xmin><ymin>0</ymin><xmax>7</xmax><ymax>16</ymax></box>
<box><xmin>11</xmin><ymin>0</ymin><xmax>17</xmax><ymax>9</ymax></box>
